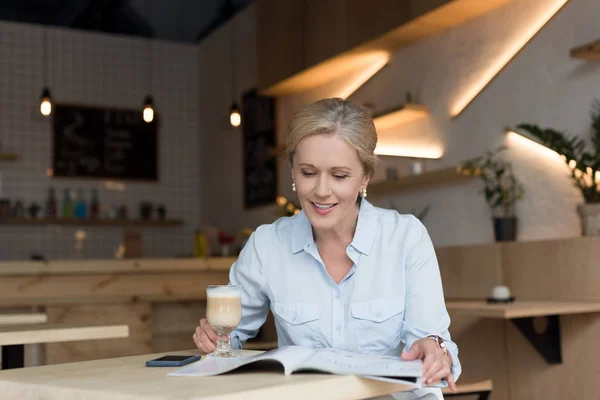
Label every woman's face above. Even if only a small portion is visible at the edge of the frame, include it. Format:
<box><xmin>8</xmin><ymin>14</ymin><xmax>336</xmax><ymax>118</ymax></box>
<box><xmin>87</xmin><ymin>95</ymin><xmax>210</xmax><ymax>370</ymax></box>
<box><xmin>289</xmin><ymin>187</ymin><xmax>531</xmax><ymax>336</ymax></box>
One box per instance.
<box><xmin>292</xmin><ymin>133</ymin><xmax>370</xmax><ymax>232</ymax></box>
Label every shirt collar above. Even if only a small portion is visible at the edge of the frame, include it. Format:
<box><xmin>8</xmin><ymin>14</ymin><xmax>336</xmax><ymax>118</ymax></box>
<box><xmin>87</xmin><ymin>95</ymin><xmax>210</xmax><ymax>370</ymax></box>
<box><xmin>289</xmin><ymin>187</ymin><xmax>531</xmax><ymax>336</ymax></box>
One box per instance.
<box><xmin>291</xmin><ymin>198</ymin><xmax>377</xmax><ymax>255</ymax></box>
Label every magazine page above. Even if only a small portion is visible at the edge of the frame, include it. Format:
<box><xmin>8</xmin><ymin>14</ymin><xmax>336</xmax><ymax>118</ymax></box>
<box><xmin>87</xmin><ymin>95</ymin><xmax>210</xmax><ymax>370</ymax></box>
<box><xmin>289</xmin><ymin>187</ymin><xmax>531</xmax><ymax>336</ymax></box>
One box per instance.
<box><xmin>295</xmin><ymin>347</ymin><xmax>422</xmax><ymax>382</ymax></box>
<box><xmin>168</xmin><ymin>346</ymin><xmax>315</xmax><ymax>377</ymax></box>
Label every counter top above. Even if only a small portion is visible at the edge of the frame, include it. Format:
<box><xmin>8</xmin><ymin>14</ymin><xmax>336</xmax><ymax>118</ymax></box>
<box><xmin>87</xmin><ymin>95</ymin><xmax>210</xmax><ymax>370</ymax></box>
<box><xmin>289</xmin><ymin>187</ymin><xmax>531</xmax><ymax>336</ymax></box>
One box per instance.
<box><xmin>446</xmin><ymin>300</ymin><xmax>600</xmax><ymax>319</ymax></box>
<box><xmin>0</xmin><ymin>257</ymin><xmax>236</xmax><ymax>276</ymax></box>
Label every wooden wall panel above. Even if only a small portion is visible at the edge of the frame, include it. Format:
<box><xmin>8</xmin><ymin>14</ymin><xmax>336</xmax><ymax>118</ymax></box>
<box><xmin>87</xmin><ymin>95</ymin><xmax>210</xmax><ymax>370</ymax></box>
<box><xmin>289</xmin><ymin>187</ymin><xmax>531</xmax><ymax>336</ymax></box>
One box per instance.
<box><xmin>256</xmin><ymin>0</ymin><xmax>306</xmax><ymax>89</ymax></box>
<box><xmin>152</xmin><ymin>302</ymin><xmax>205</xmax><ymax>353</ymax></box>
<box><xmin>45</xmin><ymin>303</ymin><xmax>151</xmax><ymax>365</ymax></box>
<box><xmin>345</xmin><ymin>0</ymin><xmax>410</xmax><ymax>49</ymax></box>
<box><xmin>449</xmin><ymin>313</ymin><xmax>510</xmax><ymax>400</ymax></box>
<box><xmin>304</xmin><ymin>0</ymin><xmax>346</xmax><ymax>68</ymax></box>
<box><xmin>502</xmin><ymin>237</ymin><xmax>600</xmax><ymax>301</ymax></box>
<box><xmin>0</xmin><ymin>272</ymin><xmax>229</xmax><ymax>306</ymax></box>
<box><xmin>505</xmin><ymin>313</ymin><xmax>600</xmax><ymax>400</ymax></box>
<box><xmin>436</xmin><ymin>243</ymin><xmax>504</xmax><ymax>299</ymax></box>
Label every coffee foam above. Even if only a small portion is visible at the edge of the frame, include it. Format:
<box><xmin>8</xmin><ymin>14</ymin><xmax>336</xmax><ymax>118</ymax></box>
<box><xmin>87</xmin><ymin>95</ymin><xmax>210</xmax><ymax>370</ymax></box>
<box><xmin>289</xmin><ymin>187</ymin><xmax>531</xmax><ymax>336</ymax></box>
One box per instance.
<box><xmin>207</xmin><ymin>286</ymin><xmax>241</xmax><ymax>298</ymax></box>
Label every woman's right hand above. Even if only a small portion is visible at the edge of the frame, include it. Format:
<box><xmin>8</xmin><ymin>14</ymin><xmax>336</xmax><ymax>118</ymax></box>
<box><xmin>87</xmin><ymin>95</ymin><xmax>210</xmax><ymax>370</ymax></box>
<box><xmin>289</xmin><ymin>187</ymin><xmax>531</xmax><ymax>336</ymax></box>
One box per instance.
<box><xmin>193</xmin><ymin>318</ymin><xmax>218</xmax><ymax>355</ymax></box>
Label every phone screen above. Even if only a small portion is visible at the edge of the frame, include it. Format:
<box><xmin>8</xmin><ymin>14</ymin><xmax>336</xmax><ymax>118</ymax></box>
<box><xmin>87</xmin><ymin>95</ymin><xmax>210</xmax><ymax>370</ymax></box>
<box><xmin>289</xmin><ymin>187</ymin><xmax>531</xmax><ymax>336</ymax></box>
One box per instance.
<box><xmin>152</xmin><ymin>355</ymin><xmax>195</xmax><ymax>362</ymax></box>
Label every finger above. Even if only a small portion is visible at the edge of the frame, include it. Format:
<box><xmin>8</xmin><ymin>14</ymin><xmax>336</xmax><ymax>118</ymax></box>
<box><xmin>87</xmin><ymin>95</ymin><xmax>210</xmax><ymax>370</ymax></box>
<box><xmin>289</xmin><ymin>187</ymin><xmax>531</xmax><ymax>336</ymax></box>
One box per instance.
<box><xmin>192</xmin><ymin>333</ymin><xmax>200</xmax><ymax>349</ymax></box>
<box><xmin>196</xmin><ymin>327</ymin><xmax>216</xmax><ymax>354</ymax></box>
<box><xmin>421</xmin><ymin>349</ymin><xmax>441</xmax><ymax>376</ymax></box>
<box><xmin>447</xmin><ymin>373</ymin><xmax>458</xmax><ymax>393</ymax></box>
<box><xmin>199</xmin><ymin>332</ymin><xmax>216</xmax><ymax>354</ymax></box>
<box><xmin>401</xmin><ymin>343</ymin><xmax>421</xmax><ymax>361</ymax></box>
<box><xmin>193</xmin><ymin>330</ymin><xmax>209</xmax><ymax>354</ymax></box>
<box><xmin>203</xmin><ymin>322</ymin><xmax>219</xmax><ymax>343</ymax></box>
<box><xmin>423</xmin><ymin>359</ymin><xmax>441</xmax><ymax>383</ymax></box>
<box><xmin>427</xmin><ymin>364</ymin><xmax>451</xmax><ymax>385</ymax></box>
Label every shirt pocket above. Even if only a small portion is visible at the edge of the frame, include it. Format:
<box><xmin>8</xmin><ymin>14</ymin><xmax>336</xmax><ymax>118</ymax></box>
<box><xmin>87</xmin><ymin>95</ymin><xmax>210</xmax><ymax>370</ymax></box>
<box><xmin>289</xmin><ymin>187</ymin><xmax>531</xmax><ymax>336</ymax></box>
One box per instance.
<box><xmin>351</xmin><ymin>298</ymin><xmax>404</xmax><ymax>355</ymax></box>
<box><xmin>272</xmin><ymin>301</ymin><xmax>322</xmax><ymax>347</ymax></box>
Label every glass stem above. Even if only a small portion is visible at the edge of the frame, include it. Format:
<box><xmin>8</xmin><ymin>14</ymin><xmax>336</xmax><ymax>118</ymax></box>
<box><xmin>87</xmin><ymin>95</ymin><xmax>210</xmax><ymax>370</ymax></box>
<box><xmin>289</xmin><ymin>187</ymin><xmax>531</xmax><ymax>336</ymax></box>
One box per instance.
<box><xmin>216</xmin><ymin>333</ymin><xmax>231</xmax><ymax>353</ymax></box>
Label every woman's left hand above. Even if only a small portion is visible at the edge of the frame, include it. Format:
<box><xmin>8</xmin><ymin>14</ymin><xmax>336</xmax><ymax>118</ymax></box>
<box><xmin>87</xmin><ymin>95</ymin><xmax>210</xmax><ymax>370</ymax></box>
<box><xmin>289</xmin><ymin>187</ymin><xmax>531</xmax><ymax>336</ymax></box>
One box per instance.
<box><xmin>401</xmin><ymin>338</ymin><xmax>457</xmax><ymax>392</ymax></box>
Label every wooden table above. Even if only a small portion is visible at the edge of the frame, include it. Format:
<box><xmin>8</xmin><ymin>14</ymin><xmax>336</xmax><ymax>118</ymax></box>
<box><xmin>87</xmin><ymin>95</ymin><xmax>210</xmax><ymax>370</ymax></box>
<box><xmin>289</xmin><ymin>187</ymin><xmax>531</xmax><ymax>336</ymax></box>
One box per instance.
<box><xmin>0</xmin><ymin>349</ymin><xmax>415</xmax><ymax>400</ymax></box>
<box><xmin>446</xmin><ymin>300</ymin><xmax>600</xmax><ymax>364</ymax></box>
<box><xmin>0</xmin><ymin>313</ymin><xmax>47</xmax><ymax>325</ymax></box>
<box><xmin>0</xmin><ymin>312</ymin><xmax>48</xmax><ymax>371</ymax></box>
<box><xmin>0</xmin><ymin>324</ymin><xmax>129</xmax><ymax>370</ymax></box>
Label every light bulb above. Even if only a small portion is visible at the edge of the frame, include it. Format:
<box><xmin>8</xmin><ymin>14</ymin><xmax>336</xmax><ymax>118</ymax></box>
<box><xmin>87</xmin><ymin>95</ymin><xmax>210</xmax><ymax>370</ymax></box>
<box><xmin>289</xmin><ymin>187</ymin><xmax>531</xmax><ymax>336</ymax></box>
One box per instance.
<box><xmin>40</xmin><ymin>87</ymin><xmax>52</xmax><ymax>116</ymax></box>
<box><xmin>40</xmin><ymin>99</ymin><xmax>52</xmax><ymax>116</ymax></box>
<box><xmin>142</xmin><ymin>95</ymin><xmax>154</xmax><ymax>123</ymax></box>
<box><xmin>230</xmin><ymin>102</ymin><xmax>241</xmax><ymax>127</ymax></box>
<box><xmin>143</xmin><ymin>106</ymin><xmax>154</xmax><ymax>123</ymax></box>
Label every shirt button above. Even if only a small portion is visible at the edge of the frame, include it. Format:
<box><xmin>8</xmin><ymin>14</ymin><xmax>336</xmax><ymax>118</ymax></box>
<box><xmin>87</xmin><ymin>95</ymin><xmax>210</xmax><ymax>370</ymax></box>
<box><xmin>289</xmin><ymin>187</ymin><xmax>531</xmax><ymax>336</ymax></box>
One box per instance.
<box><xmin>375</xmin><ymin>312</ymin><xmax>382</xmax><ymax>318</ymax></box>
<box><xmin>335</xmin><ymin>292</ymin><xmax>340</xmax><ymax>299</ymax></box>
<box><xmin>335</xmin><ymin>324</ymin><xmax>341</xmax><ymax>330</ymax></box>
<box><xmin>292</xmin><ymin>315</ymin><xmax>297</xmax><ymax>321</ymax></box>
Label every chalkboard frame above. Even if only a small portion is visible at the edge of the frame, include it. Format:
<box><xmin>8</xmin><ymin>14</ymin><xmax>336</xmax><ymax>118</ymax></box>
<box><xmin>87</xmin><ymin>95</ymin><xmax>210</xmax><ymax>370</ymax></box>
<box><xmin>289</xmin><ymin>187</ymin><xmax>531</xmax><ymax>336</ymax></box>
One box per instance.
<box><xmin>241</xmin><ymin>89</ymin><xmax>278</xmax><ymax>209</ymax></box>
<box><xmin>51</xmin><ymin>102</ymin><xmax>160</xmax><ymax>182</ymax></box>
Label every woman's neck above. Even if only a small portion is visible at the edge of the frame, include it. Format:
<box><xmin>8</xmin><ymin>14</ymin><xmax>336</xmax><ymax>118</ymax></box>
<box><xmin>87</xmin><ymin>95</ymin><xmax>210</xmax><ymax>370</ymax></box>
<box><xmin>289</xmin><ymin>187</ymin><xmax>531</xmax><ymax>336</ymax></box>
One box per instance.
<box><xmin>313</xmin><ymin>202</ymin><xmax>360</xmax><ymax>248</ymax></box>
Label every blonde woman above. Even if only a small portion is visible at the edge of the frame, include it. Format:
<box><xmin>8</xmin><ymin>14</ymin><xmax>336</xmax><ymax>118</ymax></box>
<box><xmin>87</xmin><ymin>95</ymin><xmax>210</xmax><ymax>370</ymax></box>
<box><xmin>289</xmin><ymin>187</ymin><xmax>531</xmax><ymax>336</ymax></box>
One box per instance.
<box><xmin>193</xmin><ymin>98</ymin><xmax>460</xmax><ymax>399</ymax></box>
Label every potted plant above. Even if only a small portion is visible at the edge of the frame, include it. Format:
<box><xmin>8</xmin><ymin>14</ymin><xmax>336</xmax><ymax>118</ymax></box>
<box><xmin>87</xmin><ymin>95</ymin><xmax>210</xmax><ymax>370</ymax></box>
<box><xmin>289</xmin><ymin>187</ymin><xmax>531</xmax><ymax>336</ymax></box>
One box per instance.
<box><xmin>516</xmin><ymin>99</ymin><xmax>600</xmax><ymax>235</ymax></box>
<box><xmin>457</xmin><ymin>146</ymin><xmax>525</xmax><ymax>241</ymax></box>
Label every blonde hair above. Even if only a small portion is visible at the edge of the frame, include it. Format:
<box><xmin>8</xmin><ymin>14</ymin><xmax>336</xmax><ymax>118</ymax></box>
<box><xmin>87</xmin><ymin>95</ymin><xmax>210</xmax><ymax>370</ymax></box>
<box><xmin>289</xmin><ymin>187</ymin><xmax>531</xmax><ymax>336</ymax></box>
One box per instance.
<box><xmin>285</xmin><ymin>98</ymin><xmax>378</xmax><ymax>177</ymax></box>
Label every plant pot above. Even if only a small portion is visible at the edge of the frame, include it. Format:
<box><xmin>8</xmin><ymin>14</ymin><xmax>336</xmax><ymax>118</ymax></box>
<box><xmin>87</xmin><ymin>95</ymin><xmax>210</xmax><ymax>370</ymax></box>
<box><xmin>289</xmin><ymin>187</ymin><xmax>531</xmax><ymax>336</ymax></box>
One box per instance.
<box><xmin>577</xmin><ymin>203</ymin><xmax>600</xmax><ymax>236</ymax></box>
<box><xmin>493</xmin><ymin>217</ymin><xmax>517</xmax><ymax>242</ymax></box>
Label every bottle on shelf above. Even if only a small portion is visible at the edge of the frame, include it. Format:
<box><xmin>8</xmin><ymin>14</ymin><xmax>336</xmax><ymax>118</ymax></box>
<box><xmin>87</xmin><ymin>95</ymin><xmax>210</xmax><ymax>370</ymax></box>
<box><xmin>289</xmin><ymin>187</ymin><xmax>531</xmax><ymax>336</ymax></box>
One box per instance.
<box><xmin>45</xmin><ymin>187</ymin><xmax>57</xmax><ymax>218</ymax></box>
<box><xmin>74</xmin><ymin>189</ymin><xmax>87</xmax><ymax>219</ymax></box>
<box><xmin>63</xmin><ymin>189</ymin><xmax>74</xmax><ymax>218</ymax></box>
<box><xmin>90</xmin><ymin>189</ymin><xmax>100</xmax><ymax>219</ymax></box>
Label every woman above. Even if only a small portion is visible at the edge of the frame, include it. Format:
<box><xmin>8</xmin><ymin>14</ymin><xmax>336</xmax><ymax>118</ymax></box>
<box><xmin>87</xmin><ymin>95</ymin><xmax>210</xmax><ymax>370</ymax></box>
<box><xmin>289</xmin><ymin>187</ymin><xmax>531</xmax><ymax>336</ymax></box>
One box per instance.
<box><xmin>193</xmin><ymin>98</ymin><xmax>461</xmax><ymax>399</ymax></box>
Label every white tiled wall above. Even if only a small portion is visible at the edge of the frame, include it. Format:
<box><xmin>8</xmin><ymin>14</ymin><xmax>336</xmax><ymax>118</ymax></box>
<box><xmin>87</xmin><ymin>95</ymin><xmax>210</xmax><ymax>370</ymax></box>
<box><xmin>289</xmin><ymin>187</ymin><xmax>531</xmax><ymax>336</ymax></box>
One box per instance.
<box><xmin>0</xmin><ymin>21</ymin><xmax>200</xmax><ymax>260</ymax></box>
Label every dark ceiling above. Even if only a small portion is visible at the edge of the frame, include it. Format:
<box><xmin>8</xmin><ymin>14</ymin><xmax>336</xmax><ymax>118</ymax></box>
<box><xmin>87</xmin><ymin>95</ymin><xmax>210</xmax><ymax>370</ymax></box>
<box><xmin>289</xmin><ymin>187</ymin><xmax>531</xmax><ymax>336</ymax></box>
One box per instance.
<box><xmin>0</xmin><ymin>0</ymin><xmax>254</xmax><ymax>43</ymax></box>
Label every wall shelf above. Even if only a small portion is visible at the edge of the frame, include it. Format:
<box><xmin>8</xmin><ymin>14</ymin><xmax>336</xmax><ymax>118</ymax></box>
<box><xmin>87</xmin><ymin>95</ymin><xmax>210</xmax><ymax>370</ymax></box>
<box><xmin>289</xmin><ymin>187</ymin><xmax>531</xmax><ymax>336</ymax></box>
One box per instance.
<box><xmin>0</xmin><ymin>218</ymin><xmax>184</xmax><ymax>227</ymax></box>
<box><xmin>0</xmin><ymin>153</ymin><xmax>20</xmax><ymax>161</ymax></box>
<box><xmin>570</xmin><ymin>39</ymin><xmax>600</xmax><ymax>61</ymax></box>
<box><xmin>372</xmin><ymin>104</ymin><xmax>429</xmax><ymax>131</ymax></box>
<box><xmin>369</xmin><ymin>167</ymin><xmax>473</xmax><ymax>195</ymax></box>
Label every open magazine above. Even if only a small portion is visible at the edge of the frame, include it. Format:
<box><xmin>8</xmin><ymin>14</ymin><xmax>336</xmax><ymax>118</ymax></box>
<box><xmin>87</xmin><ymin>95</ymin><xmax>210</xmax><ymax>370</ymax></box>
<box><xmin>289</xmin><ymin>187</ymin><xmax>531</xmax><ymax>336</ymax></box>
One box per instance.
<box><xmin>168</xmin><ymin>346</ymin><xmax>423</xmax><ymax>387</ymax></box>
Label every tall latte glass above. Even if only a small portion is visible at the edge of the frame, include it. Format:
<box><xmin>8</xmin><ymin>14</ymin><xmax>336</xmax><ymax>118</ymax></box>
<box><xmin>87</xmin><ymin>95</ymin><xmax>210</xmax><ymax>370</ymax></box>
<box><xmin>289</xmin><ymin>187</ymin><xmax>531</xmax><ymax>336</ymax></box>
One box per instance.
<box><xmin>205</xmin><ymin>285</ymin><xmax>242</xmax><ymax>358</ymax></box>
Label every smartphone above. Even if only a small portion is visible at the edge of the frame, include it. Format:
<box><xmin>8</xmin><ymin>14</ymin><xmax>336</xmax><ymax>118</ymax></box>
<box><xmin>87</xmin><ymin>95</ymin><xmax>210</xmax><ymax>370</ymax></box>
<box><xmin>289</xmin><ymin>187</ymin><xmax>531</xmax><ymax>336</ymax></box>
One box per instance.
<box><xmin>145</xmin><ymin>354</ymin><xmax>201</xmax><ymax>367</ymax></box>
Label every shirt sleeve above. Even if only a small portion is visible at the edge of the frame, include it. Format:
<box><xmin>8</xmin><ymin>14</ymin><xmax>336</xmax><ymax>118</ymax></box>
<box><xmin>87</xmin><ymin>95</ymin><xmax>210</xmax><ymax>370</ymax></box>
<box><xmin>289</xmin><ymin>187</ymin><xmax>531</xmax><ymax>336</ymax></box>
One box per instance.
<box><xmin>229</xmin><ymin>228</ymin><xmax>271</xmax><ymax>349</ymax></box>
<box><xmin>401</xmin><ymin>216</ymin><xmax>462</xmax><ymax>383</ymax></box>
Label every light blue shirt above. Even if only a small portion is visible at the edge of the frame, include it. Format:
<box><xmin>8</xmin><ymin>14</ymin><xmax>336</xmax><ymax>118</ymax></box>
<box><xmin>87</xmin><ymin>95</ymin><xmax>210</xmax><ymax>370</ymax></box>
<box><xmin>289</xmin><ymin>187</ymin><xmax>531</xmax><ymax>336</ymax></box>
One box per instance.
<box><xmin>229</xmin><ymin>198</ymin><xmax>462</xmax><ymax>384</ymax></box>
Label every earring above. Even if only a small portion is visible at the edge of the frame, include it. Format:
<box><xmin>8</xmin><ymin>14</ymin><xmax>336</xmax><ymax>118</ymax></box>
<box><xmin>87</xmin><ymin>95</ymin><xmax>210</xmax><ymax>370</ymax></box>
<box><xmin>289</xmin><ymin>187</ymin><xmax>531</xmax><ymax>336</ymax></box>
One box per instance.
<box><xmin>361</xmin><ymin>188</ymin><xmax>367</xmax><ymax>198</ymax></box>
<box><xmin>292</xmin><ymin>182</ymin><xmax>296</xmax><ymax>192</ymax></box>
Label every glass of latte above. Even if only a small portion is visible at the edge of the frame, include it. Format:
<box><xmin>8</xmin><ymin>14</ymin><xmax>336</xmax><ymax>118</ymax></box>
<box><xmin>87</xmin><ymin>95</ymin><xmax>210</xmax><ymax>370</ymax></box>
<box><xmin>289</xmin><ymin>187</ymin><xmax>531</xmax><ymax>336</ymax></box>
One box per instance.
<box><xmin>205</xmin><ymin>285</ymin><xmax>242</xmax><ymax>358</ymax></box>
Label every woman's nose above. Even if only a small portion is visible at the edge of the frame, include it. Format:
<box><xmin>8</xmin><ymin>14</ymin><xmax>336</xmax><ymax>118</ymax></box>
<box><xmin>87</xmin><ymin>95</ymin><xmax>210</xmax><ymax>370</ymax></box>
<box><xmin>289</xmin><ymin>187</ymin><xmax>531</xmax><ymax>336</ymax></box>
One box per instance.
<box><xmin>315</xmin><ymin>175</ymin><xmax>331</xmax><ymax>197</ymax></box>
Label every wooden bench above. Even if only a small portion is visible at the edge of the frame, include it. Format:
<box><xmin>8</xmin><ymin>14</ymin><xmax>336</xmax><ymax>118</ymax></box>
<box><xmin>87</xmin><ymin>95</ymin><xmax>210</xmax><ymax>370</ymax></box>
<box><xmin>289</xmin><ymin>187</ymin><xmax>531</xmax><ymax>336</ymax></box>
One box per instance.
<box><xmin>442</xmin><ymin>375</ymin><xmax>493</xmax><ymax>400</ymax></box>
<box><xmin>0</xmin><ymin>323</ymin><xmax>129</xmax><ymax>369</ymax></box>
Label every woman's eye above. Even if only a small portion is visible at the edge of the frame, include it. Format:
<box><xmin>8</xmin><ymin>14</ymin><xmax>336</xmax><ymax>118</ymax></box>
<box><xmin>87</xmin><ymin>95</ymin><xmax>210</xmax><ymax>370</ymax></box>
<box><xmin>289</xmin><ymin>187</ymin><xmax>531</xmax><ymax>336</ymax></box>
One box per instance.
<box><xmin>301</xmin><ymin>171</ymin><xmax>315</xmax><ymax>177</ymax></box>
<box><xmin>333</xmin><ymin>175</ymin><xmax>347</xmax><ymax>180</ymax></box>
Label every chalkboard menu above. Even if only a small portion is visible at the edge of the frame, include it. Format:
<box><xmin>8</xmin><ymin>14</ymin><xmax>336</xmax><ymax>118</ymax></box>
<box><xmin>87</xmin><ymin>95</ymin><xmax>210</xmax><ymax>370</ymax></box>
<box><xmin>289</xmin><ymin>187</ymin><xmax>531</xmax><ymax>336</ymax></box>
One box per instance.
<box><xmin>242</xmin><ymin>90</ymin><xmax>277</xmax><ymax>208</ymax></box>
<box><xmin>52</xmin><ymin>104</ymin><xmax>158</xmax><ymax>181</ymax></box>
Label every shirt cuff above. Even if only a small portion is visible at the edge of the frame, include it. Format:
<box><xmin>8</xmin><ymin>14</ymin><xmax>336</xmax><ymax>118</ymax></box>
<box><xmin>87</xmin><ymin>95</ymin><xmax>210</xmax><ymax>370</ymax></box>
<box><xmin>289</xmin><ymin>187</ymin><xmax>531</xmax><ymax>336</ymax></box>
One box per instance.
<box><xmin>230</xmin><ymin>331</ymin><xmax>243</xmax><ymax>350</ymax></box>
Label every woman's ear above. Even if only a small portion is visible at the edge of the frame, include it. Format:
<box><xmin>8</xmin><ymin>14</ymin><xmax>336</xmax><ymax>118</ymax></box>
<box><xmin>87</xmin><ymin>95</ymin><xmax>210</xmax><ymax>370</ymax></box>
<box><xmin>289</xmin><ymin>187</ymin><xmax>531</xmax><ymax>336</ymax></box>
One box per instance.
<box><xmin>362</xmin><ymin>174</ymin><xmax>371</xmax><ymax>188</ymax></box>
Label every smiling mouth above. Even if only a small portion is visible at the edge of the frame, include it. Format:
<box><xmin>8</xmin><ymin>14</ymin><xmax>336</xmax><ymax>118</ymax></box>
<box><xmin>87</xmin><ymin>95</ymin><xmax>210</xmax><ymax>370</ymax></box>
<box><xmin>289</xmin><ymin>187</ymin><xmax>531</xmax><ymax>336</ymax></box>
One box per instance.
<box><xmin>312</xmin><ymin>202</ymin><xmax>337</xmax><ymax>210</ymax></box>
